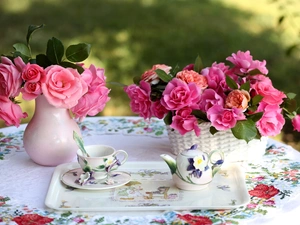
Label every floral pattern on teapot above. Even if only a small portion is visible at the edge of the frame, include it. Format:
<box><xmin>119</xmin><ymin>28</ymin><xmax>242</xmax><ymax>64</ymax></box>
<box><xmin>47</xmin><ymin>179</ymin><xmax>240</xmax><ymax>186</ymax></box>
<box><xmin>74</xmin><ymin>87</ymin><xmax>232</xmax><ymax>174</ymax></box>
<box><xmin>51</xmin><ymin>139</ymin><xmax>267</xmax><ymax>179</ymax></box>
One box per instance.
<box><xmin>161</xmin><ymin>144</ymin><xmax>224</xmax><ymax>190</ymax></box>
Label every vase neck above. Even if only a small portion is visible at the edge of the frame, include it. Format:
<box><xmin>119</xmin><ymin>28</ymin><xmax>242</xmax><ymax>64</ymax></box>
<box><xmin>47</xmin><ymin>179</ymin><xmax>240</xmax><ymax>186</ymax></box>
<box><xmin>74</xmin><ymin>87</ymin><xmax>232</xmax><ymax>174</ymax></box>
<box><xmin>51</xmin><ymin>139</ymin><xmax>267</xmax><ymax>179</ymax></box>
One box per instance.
<box><xmin>34</xmin><ymin>95</ymin><xmax>70</xmax><ymax>115</ymax></box>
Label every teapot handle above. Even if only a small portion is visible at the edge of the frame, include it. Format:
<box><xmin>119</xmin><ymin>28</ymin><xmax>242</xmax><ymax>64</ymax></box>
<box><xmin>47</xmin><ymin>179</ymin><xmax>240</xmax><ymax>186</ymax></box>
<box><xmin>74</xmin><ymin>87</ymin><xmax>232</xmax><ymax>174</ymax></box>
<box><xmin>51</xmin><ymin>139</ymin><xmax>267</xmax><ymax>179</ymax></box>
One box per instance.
<box><xmin>208</xmin><ymin>150</ymin><xmax>224</xmax><ymax>176</ymax></box>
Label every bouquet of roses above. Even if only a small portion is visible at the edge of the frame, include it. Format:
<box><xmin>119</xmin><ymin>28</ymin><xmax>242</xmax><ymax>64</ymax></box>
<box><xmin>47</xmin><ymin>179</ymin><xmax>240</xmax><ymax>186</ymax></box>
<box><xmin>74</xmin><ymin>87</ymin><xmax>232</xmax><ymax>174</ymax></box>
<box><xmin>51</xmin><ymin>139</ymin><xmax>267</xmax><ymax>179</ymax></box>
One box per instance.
<box><xmin>124</xmin><ymin>50</ymin><xmax>300</xmax><ymax>142</ymax></box>
<box><xmin>0</xmin><ymin>24</ymin><xmax>110</xmax><ymax>127</ymax></box>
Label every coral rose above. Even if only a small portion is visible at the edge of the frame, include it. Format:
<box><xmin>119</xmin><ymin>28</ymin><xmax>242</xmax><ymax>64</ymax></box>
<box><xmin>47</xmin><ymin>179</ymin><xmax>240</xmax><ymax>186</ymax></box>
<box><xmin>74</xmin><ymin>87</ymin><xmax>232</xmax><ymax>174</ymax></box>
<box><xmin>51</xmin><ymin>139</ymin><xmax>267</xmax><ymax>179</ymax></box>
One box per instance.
<box><xmin>176</xmin><ymin>70</ymin><xmax>208</xmax><ymax>89</ymax></box>
<box><xmin>225</xmin><ymin>89</ymin><xmax>250</xmax><ymax>111</ymax></box>
<box><xmin>141</xmin><ymin>64</ymin><xmax>172</xmax><ymax>85</ymax></box>
<box><xmin>41</xmin><ymin>65</ymin><xmax>88</xmax><ymax>109</ymax></box>
<box><xmin>161</xmin><ymin>78</ymin><xmax>201</xmax><ymax>111</ymax></box>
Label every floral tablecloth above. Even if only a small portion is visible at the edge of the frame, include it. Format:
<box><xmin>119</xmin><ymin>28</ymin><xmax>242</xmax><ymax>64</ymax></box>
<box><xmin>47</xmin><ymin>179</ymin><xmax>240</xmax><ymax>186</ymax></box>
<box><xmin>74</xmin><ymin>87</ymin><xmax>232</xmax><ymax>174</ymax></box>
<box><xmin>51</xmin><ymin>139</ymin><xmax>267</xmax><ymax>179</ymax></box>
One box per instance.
<box><xmin>0</xmin><ymin>117</ymin><xmax>300</xmax><ymax>225</ymax></box>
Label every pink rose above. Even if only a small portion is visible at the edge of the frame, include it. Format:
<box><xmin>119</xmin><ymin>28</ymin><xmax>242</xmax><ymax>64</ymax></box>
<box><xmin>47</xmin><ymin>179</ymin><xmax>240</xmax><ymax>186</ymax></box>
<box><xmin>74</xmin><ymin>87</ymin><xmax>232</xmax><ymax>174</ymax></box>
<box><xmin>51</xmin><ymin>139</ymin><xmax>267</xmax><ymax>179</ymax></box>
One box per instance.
<box><xmin>21</xmin><ymin>82</ymin><xmax>43</xmax><ymax>101</ymax></box>
<box><xmin>183</xmin><ymin>64</ymin><xmax>194</xmax><ymax>71</ymax></box>
<box><xmin>151</xmin><ymin>100</ymin><xmax>168</xmax><ymax>119</ymax></box>
<box><xmin>22</xmin><ymin>63</ymin><xmax>44</xmax><ymax>82</ymax></box>
<box><xmin>176</xmin><ymin>70</ymin><xmax>208</xmax><ymax>89</ymax></box>
<box><xmin>292</xmin><ymin>115</ymin><xmax>300</xmax><ymax>132</ymax></box>
<box><xmin>141</xmin><ymin>64</ymin><xmax>172</xmax><ymax>85</ymax></box>
<box><xmin>0</xmin><ymin>96</ymin><xmax>27</xmax><ymax>127</ymax></box>
<box><xmin>225</xmin><ymin>90</ymin><xmax>250</xmax><ymax>110</ymax></box>
<box><xmin>207</xmin><ymin>105</ymin><xmax>246</xmax><ymax>131</ymax></box>
<box><xmin>80</xmin><ymin>64</ymin><xmax>106</xmax><ymax>91</ymax></box>
<box><xmin>0</xmin><ymin>56</ymin><xmax>25</xmax><ymax>98</ymax></box>
<box><xmin>170</xmin><ymin>107</ymin><xmax>200</xmax><ymax>136</ymax></box>
<box><xmin>210</xmin><ymin>62</ymin><xmax>230</xmax><ymax>73</ymax></box>
<box><xmin>226</xmin><ymin>50</ymin><xmax>268</xmax><ymax>74</ymax></box>
<box><xmin>201</xmin><ymin>66</ymin><xmax>228</xmax><ymax>95</ymax></box>
<box><xmin>124</xmin><ymin>81</ymin><xmax>152</xmax><ymax>119</ymax></box>
<box><xmin>256</xmin><ymin>102</ymin><xmax>285</xmax><ymax>136</ymax></box>
<box><xmin>72</xmin><ymin>65</ymin><xmax>110</xmax><ymax>120</ymax></box>
<box><xmin>21</xmin><ymin>64</ymin><xmax>45</xmax><ymax>100</ymax></box>
<box><xmin>161</xmin><ymin>78</ymin><xmax>201</xmax><ymax>111</ymax></box>
<box><xmin>199</xmin><ymin>89</ymin><xmax>224</xmax><ymax>112</ymax></box>
<box><xmin>251</xmin><ymin>78</ymin><xmax>286</xmax><ymax>105</ymax></box>
<box><xmin>42</xmin><ymin>65</ymin><xmax>88</xmax><ymax>108</ymax></box>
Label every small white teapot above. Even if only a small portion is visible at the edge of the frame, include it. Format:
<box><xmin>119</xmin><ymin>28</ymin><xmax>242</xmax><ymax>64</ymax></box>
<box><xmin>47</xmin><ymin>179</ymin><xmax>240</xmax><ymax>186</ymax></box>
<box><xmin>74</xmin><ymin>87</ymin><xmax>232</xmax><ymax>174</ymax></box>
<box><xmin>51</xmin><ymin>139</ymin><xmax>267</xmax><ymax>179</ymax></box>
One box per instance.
<box><xmin>161</xmin><ymin>144</ymin><xmax>224</xmax><ymax>190</ymax></box>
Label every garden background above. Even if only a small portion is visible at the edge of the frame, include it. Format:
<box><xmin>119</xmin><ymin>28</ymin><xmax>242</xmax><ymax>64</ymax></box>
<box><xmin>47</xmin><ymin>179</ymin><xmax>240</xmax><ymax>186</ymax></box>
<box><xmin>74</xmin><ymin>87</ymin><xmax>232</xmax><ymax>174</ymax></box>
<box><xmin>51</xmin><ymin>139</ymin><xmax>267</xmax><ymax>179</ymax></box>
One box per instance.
<box><xmin>1</xmin><ymin>0</ymin><xmax>300</xmax><ymax>149</ymax></box>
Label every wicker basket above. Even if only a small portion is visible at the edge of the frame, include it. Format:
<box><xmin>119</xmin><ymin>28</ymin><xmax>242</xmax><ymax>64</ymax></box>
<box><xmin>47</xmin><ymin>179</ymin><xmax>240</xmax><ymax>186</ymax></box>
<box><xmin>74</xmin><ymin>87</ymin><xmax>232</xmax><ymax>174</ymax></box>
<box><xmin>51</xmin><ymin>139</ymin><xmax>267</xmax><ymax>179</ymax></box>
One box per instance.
<box><xmin>166</xmin><ymin>122</ymin><xmax>268</xmax><ymax>162</ymax></box>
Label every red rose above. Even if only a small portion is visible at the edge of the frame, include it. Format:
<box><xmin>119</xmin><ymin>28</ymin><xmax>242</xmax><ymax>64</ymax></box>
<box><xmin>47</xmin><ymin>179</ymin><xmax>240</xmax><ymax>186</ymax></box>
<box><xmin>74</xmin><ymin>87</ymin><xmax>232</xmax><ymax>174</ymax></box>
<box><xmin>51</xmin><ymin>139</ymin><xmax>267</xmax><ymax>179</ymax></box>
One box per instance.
<box><xmin>12</xmin><ymin>214</ymin><xmax>54</xmax><ymax>225</ymax></box>
<box><xmin>249</xmin><ymin>184</ymin><xmax>279</xmax><ymax>199</ymax></box>
<box><xmin>177</xmin><ymin>214</ymin><xmax>213</xmax><ymax>225</ymax></box>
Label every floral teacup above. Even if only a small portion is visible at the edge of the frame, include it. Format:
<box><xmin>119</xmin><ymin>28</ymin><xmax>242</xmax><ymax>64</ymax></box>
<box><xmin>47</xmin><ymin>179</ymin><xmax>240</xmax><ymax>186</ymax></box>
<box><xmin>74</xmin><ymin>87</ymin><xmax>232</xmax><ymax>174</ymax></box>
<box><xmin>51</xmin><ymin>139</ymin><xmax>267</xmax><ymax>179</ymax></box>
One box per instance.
<box><xmin>77</xmin><ymin>145</ymin><xmax>128</xmax><ymax>179</ymax></box>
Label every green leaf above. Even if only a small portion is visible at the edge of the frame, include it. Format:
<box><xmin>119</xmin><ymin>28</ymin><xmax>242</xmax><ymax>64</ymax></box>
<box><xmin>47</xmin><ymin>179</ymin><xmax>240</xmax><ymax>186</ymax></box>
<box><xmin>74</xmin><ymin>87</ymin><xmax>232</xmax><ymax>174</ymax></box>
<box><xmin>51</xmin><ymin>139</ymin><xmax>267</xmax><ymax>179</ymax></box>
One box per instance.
<box><xmin>12</xmin><ymin>51</ymin><xmax>29</xmax><ymax>63</ymax></box>
<box><xmin>163</xmin><ymin>111</ymin><xmax>173</xmax><ymax>125</ymax></box>
<box><xmin>36</xmin><ymin>54</ymin><xmax>52</xmax><ymax>68</ymax></box>
<box><xmin>26</xmin><ymin>24</ymin><xmax>45</xmax><ymax>45</ymax></box>
<box><xmin>133</xmin><ymin>75</ymin><xmax>141</xmax><ymax>85</ymax></box>
<box><xmin>108</xmin><ymin>81</ymin><xmax>126</xmax><ymax>87</ymax></box>
<box><xmin>247</xmin><ymin>112</ymin><xmax>263</xmax><ymax>122</ymax></box>
<box><xmin>231</xmin><ymin>120</ymin><xmax>258</xmax><ymax>143</ymax></box>
<box><xmin>66</xmin><ymin>43</ymin><xmax>91</xmax><ymax>62</ymax></box>
<box><xmin>286</xmin><ymin>92</ymin><xmax>297</xmax><ymax>99</ymax></box>
<box><xmin>248</xmin><ymin>68</ymin><xmax>264</xmax><ymax>75</ymax></box>
<box><xmin>171</xmin><ymin>64</ymin><xmax>180</xmax><ymax>75</ymax></box>
<box><xmin>251</xmin><ymin>94</ymin><xmax>263</xmax><ymax>106</ymax></box>
<box><xmin>60</xmin><ymin>61</ymin><xmax>84</xmax><ymax>74</ymax></box>
<box><xmin>283</xmin><ymin>98</ymin><xmax>297</xmax><ymax>113</ymax></box>
<box><xmin>194</xmin><ymin>55</ymin><xmax>203</xmax><ymax>73</ymax></box>
<box><xmin>13</xmin><ymin>43</ymin><xmax>31</xmax><ymax>58</ymax></box>
<box><xmin>240</xmin><ymin>81</ymin><xmax>250</xmax><ymax>91</ymax></box>
<box><xmin>278</xmin><ymin>15</ymin><xmax>285</xmax><ymax>26</ymax></box>
<box><xmin>210</xmin><ymin>126</ymin><xmax>218</xmax><ymax>135</ymax></box>
<box><xmin>192</xmin><ymin>110</ymin><xmax>207</xmax><ymax>120</ymax></box>
<box><xmin>46</xmin><ymin>37</ymin><xmax>64</xmax><ymax>64</ymax></box>
<box><xmin>226</xmin><ymin>75</ymin><xmax>238</xmax><ymax>89</ymax></box>
<box><xmin>286</xmin><ymin>44</ymin><xmax>299</xmax><ymax>56</ymax></box>
<box><xmin>155</xmin><ymin>69</ymin><xmax>173</xmax><ymax>82</ymax></box>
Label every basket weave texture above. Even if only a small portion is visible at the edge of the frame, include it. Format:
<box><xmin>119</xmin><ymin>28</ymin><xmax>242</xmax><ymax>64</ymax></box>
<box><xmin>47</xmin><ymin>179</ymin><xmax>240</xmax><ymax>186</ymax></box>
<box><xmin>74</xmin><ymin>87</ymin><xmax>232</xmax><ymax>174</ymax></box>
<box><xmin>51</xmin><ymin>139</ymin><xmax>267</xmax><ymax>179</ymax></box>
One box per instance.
<box><xmin>166</xmin><ymin>122</ymin><xmax>268</xmax><ymax>162</ymax></box>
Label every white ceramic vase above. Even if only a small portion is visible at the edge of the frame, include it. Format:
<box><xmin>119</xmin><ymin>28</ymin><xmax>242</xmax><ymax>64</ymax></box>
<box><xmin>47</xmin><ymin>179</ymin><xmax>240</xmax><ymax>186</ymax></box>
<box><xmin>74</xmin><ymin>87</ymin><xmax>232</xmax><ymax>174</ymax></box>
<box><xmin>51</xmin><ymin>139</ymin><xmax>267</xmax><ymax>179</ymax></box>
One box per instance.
<box><xmin>23</xmin><ymin>95</ymin><xmax>81</xmax><ymax>166</ymax></box>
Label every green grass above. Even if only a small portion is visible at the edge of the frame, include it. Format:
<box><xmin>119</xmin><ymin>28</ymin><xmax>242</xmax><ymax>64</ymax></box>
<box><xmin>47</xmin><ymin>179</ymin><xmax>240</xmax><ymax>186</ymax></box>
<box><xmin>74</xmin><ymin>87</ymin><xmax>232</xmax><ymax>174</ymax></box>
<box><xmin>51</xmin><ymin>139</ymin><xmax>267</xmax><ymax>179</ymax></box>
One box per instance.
<box><xmin>0</xmin><ymin>0</ymin><xmax>300</xmax><ymax>148</ymax></box>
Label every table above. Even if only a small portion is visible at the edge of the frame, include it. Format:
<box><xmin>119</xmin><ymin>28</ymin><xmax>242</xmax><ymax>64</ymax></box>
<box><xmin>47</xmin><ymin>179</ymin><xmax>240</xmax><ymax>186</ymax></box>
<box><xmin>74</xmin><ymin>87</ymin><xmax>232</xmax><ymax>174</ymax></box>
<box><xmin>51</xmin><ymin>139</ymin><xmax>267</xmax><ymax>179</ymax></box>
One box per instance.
<box><xmin>1</xmin><ymin>116</ymin><xmax>300</xmax><ymax>225</ymax></box>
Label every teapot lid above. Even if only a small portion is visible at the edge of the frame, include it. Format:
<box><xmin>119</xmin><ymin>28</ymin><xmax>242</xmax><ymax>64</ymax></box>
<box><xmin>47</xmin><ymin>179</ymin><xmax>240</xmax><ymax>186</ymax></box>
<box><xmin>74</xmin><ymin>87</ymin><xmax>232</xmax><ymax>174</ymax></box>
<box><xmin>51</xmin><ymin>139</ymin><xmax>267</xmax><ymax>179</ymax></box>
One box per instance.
<box><xmin>181</xmin><ymin>144</ymin><xmax>203</xmax><ymax>157</ymax></box>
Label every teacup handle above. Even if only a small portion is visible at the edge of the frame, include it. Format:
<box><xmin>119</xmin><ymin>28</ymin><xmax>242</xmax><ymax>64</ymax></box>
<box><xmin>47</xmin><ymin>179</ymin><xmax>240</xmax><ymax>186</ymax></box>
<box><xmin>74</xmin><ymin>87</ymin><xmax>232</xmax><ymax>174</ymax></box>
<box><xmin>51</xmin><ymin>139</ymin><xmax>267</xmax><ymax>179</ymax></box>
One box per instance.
<box><xmin>114</xmin><ymin>150</ymin><xmax>128</xmax><ymax>165</ymax></box>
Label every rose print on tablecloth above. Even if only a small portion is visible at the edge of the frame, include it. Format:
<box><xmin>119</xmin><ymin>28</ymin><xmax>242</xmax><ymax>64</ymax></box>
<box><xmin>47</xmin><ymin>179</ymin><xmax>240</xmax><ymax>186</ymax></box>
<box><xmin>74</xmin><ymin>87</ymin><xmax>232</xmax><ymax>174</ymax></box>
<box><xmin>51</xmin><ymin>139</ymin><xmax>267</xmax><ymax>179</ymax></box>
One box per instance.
<box><xmin>249</xmin><ymin>184</ymin><xmax>279</xmax><ymax>199</ymax></box>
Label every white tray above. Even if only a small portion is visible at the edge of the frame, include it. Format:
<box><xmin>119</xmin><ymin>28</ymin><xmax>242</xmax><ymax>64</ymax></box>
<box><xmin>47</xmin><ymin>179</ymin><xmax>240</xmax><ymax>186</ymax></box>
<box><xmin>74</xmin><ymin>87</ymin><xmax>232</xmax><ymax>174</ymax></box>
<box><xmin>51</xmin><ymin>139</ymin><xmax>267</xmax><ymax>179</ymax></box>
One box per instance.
<box><xmin>45</xmin><ymin>161</ymin><xmax>250</xmax><ymax>211</ymax></box>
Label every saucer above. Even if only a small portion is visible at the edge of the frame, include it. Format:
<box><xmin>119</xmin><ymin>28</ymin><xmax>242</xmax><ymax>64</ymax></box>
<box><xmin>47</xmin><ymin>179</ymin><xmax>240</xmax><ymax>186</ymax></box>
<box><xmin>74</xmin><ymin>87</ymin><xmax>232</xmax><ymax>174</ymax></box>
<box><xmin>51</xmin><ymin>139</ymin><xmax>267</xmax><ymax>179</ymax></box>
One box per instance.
<box><xmin>61</xmin><ymin>168</ymin><xmax>131</xmax><ymax>190</ymax></box>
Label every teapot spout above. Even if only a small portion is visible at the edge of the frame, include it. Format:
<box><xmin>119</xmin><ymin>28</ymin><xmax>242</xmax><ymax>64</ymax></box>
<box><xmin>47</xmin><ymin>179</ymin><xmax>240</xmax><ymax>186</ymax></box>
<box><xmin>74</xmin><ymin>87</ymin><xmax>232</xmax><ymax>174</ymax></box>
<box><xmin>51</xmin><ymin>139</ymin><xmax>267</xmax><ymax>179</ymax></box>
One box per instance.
<box><xmin>160</xmin><ymin>154</ymin><xmax>177</xmax><ymax>175</ymax></box>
